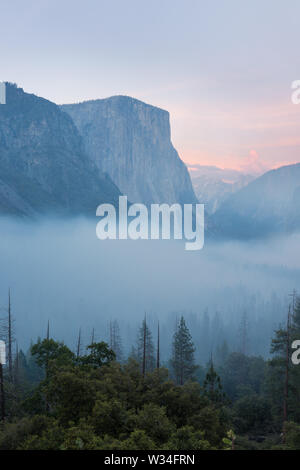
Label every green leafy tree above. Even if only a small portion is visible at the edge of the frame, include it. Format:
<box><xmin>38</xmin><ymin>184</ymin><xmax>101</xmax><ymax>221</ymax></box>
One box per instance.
<box><xmin>91</xmin><ymin>396</ymin><xmax>132</xmax><ymax>437</ymax></box>
<box><xmin>283</xmin><ymin>421</ymin><xmax>300</xmax><ymax>449</ymax></box>
<box><xmin>134</xmin><ymin>403</ymin><xmax>175</xmax><ymax>445</ymax></box>
<box><xmin>45</xmin><ymin>368</ymin><xmax>101</xmax><ymax>425</ymax></box>
<box><xmin>233</xmin><ymin>394</ymin><xmax>272</xmax><ymax>434</ymax></box>
<box><xmin>60</xmin><ymin>420</ymin><xmax>103</xmax><ymax>450</ymax></box>
<box><xmin>120</xmin><ymin>430</ymin><xmax>157</xmax><ymax>450</ymax></box>
<box><xmin>80</xmin><ymin>342</ymin><xmax>116</xmax><ymax>368</ymax></box>
<box><xmin>31</xmin><ymin>339</ymin><xmax>75</xmax><ymax>373</ymax></box>
<box><xmin>187</xmin><ymin>405</ymin><xmax>228</xmax><ymax>447</ymax></box>
<box><xmin>220</xmin><ymin>352</ymin><xmax>265</xmax><ymax>401</ymax></box>
<box><xmin>30</xmin><ymin>339</ymin><xmax>75</xmax><ymax>413</ymax></box>
<box><xmin>166</xmin><ymin>426</ymin><xmax>211</xmax><ymax>450</ymax></box>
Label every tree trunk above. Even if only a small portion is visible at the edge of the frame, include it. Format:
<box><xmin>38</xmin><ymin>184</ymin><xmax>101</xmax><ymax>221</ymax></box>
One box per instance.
<box><xmin>0</xmin><ymin>363</ymin><xmax>5</xmax><ymax>421</ymax></box>
<box><xmin>8</xmin><ymin>289</ymin><xmax>13</xmax><ymax>382</ymax></box>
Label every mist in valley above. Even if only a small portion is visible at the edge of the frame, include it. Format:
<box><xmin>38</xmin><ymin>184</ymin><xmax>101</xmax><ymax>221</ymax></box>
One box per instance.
<box><xmin>0</xmin><ymin>217</ymin><xmax>298</xmax><ymax>364</ymax></box>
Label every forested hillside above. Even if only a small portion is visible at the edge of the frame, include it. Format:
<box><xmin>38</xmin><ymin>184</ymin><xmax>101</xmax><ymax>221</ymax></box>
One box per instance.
<box><xmin>1</xmin><ymin>299</ymin><xmax>300</xmax><ymax>450</ymax></box>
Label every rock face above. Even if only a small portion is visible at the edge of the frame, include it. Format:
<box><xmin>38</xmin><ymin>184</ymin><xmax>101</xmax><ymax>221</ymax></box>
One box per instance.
<box><xmin>0</xmin><ymin>84</ymin><xmax>120</xmax><ymax>217</ymax></box>
<box><xmin>212</xmin><ymin>163</ymin><xmax>300</xmax><ymax>238</ymax></box>
<box><xmin>61</xmin><ymin>96</ymin><xmax>197</xmax><ymax>205</ymax></box>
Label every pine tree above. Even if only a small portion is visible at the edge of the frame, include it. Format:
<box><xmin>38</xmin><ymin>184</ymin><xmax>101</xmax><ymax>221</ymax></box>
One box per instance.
<box><xmin>137</xmin><ymin>317</ymin><xmax>155</xmax><ymax>376</ymax></box>
<box><xmin>90</xmin><ymin>328</ymin><xmax>95</xmax><ymax>345</ymax></box>
<box><xmin>171</xmin><ymin>316</ymin><xmax>197</xmax><ymax>385</ymax></box>
<box><xmin>204</xmin><ymin>357</ymin><xmax>226</xmax><ymax>405</ymax></box>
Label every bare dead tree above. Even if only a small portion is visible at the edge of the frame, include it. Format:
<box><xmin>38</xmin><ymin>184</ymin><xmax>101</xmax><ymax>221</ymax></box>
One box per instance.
<box><xmin>142</xmin><ymin>315</ymin><xmax>146</xmax><ymax>378</ymax></box>
<box><xmin>91</xmin><ymin>327</ymin><xmax>95</xmax><ymax>345</ymax></box>
<box><xmin>0</xmin><ymin>362</ymin><xmax>4</xmax><ymax>421</ymax></box>
<box><xmin>0</xmin><ymin>289</ymin><xmax>15</xmax><ymax>382</ymax></box>
<box><xmin>109</xmin><ymin>321</ymin><xmax>113</xmax><ymax>349</ymax></box>
<box><xmin>0</xmin><ymin>290</ymin><xmax>15</xmax><ymax>417</ymax></box>
<box><xmin>46</xmin><ymin>320</ymin><xmax>50</xmax><ymax>340</ymax></box>
<box><xmin>76</xmin><ymin>328</ymin><xmax>82</xmax><ymax>359</ymax></box>
<box><xmin>7</xmin><ymin>289</ymin><xmax>13</xmax><ymax>381</ymax></box>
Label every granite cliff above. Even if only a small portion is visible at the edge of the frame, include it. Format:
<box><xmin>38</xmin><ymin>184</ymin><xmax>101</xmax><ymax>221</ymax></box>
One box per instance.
<box><xmin>61</xmin><ymin>96</ymin><xmax>197</xmax><ymax>206</ymax></box>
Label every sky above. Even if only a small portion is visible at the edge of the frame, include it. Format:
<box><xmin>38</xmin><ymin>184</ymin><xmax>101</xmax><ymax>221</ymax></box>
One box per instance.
<box><xmin>1</xmin><ymin>0</ymin><xmax>300</xmax><ymax>173</ymax></box>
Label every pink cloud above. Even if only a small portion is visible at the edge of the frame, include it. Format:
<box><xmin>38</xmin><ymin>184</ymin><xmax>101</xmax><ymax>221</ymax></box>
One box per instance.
<box><xmin>237</xmin><ymin>150</ymin><xmax>268</xmax><ymax>174</ymax></box>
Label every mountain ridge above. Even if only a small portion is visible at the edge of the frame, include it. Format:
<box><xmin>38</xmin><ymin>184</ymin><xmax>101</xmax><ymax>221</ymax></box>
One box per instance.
<box><xmin>0</xmin><ymin>83</ymin><xmax>121</xmax><ymax>217</ymax></box>
<box><xmin>212</xmin><ymin>162</ymin><xmax>300</xmax><ymax>238</ymax></box>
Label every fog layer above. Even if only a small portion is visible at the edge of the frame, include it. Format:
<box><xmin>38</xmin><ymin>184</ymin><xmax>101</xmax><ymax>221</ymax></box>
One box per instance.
<box><xmin>0</xmin><ymin>218</ymin><xmax>298</xmax><ymax>357</ymax></box>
